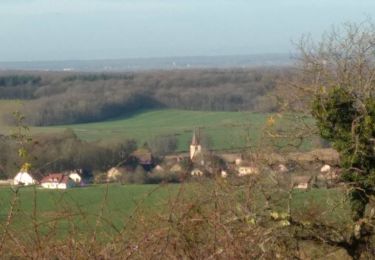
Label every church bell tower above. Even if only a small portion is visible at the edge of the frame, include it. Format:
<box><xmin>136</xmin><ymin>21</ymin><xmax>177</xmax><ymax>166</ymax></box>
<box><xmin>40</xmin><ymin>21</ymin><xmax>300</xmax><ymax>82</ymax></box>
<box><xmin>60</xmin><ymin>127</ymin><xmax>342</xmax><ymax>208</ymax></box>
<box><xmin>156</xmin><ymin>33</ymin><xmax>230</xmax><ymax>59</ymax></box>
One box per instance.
<box><xmin>190</xmin><ymin>129</ymin><xmax>202</xmax><ymax>160</ymax></box>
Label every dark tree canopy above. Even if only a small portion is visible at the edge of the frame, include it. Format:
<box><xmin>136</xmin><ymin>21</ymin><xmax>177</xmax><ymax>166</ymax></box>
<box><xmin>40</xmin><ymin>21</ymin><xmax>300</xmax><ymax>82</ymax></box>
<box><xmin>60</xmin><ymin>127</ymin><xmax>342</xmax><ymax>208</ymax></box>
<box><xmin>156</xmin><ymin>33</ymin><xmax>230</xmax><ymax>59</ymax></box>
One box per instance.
<box><xmin>312</xmin><ymin>87</ymin><xmax>375</xmax><ymax>219</ymax></box>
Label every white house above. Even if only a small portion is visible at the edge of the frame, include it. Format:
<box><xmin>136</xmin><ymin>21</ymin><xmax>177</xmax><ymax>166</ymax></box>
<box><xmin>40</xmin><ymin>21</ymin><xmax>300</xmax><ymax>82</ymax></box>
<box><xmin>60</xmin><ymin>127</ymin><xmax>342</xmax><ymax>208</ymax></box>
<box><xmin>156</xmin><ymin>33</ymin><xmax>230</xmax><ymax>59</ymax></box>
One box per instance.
<box><xmin>68</xmin><ymin>172</ymin><xmax>82</xmax><ymax>183</ymax></box>
<box><xmin>40</xmin><ymin>173</ymin><xmax>75</xmax><ymax>189</ymax></box>
<box><xmin>237</xmin><ymin>162</ymin><xmax>259</xmax><ymax>176</ymax></box>
<box><xmin>291</xmin><ymin>176</ymin><xmax>312</xmax><ymax>190</ymax></box>
<box><xmin>13</xmin><ymin>172</ymin><xmax>36</xmax><ymax>186</ymax></box>
<box><xmin>154</xmin><ymin>165</ymin><xmax>165</xmax><ymax>172</ymax></box>
<box><xmin>106</xmin><ymin>167</ymin><xmax>124</xmax><ymax>182</ymax></box>
<box><xmin>235</xmin><ymin>158</ymin><xmax>243</xmax><ymax>166</ymax></box>
<box><xmin>191</xmin><ymin>168</ymin><xmax>204</xmax><ymax>177</ymax></box>
<box><xmin>320</xmin><ymin>164</ymin><xmax>331</xmax><ymax>173</ymax></box>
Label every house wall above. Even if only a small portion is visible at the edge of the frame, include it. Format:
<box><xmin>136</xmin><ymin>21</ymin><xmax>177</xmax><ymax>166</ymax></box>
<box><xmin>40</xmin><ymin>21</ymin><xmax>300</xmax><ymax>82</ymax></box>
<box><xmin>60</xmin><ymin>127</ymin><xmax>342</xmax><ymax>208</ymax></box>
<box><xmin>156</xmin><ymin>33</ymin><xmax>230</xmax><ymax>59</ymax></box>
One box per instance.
<box><xmin>191</xmin><ymin>169</ymin><xmax>203</xmax><ymax>176</ymax></box>
<box><xmin>57</xmin><ymin>183</ymin><xmax>67</xmax><ymax>189</ymax></box>
<box><xmin>41</xmin><ymin>182</ymin><xmax>68</xmax><ymax>189</ymax></box>
<box><xmin>41</xmin><ymin>182</ymin><xmax>58</xmax><ymax>189</ymax></box>
<box><xmin>295</xmin><ymin>183</ymin><xmax>309</xmax><ymax>189</ymax></box>
<box><xmin>69</xmin><ymin>173</ymin><xmax>81</xmax><ymax>183</ymax></box>
<box><xmin>238</xmin><ymin>167</ymin><xmax>259</xmax><ymax>176</ymax></box>
<box><xmin>14</xmin><ymin>173</ymin><xmax>35</xmax><ymax>186</ymax></box>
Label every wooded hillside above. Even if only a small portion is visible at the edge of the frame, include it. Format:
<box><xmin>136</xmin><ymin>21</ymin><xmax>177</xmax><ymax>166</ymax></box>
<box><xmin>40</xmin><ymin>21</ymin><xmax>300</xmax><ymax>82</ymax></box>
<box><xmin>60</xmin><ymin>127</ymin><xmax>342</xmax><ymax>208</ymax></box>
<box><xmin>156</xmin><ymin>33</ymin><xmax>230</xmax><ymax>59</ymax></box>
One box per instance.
<box><xmin>0</xmin><ymin>68</ymin><xmax>288</xmax><ymax>125</ymax></box>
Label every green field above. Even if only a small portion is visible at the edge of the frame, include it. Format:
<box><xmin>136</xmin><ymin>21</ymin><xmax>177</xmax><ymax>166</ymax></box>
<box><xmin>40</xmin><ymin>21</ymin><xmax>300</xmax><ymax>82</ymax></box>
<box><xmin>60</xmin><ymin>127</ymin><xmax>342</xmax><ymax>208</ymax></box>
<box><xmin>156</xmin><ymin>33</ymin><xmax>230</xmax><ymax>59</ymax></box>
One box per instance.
<box><xmin>0</xmin><ymin>99</ymin><xmax>315</xmax><ymax>151</ymax></box>
<box><xmin>0</xmin><ymin>183</ymin><xmax>350</xmax><ymax>236</ymax></box>
<box><xmin>0</xmin><ymin>184</ymin><xmax>182</xmax><ymax>237</ymax></box>
<box><xmin>36</xmin><ymin>109</ymin><xmax>271</xmax><ymax>151</ymax></box>
<box><xmin>39</xmin><ymin>110</ymin><xmax>316</xmax><ymax>151</ymax></box>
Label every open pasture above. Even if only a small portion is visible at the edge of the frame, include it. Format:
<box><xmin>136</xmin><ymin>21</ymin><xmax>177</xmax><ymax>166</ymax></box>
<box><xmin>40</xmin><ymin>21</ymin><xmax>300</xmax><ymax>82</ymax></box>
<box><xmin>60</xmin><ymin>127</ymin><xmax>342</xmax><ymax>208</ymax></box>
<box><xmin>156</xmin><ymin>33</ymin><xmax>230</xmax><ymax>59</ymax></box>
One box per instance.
<box><xmin>0</xmin><ymin>183</ymin><xmax>350</xmax><ymax>238</ymax></box>
<box><xmin>32</xmin><ymin>109</ymin><xmax>313</xmax><ymax>151</ymax></box>
<box><xmin>0</xmin><ymin>184</ymin><xmax>181</xmax><ymax>238</ymax></box>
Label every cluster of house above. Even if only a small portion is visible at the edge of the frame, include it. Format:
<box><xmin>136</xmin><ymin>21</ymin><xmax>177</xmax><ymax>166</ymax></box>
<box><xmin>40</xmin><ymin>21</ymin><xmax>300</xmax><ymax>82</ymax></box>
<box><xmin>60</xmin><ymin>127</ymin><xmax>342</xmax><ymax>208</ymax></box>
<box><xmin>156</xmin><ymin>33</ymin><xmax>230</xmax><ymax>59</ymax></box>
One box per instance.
<box><xmin>13</xmin><ymin>170</ymin><xmax>84</xmax><ymax>189</ymax></box>
<box><xmin>105</xmin><ymin>130</ymin><xmax>260</xmax><ymax>182</ymax></box>
<box><xmin>8</xmin><ymin>130</ymin><xmax>341</xmax><ymax>190</ymax></box>
<box><xmin>105</xmin><ymin>130</ymin><xmax>341</xmax><ymax>190</ymax></box>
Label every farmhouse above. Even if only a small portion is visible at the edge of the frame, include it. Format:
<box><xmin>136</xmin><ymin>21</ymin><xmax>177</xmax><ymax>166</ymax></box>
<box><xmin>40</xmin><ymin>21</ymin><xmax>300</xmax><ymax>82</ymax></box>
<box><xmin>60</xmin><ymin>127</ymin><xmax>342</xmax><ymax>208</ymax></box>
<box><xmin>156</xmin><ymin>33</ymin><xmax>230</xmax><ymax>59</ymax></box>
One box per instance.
<box><xmin>13</xmin><ymin>171</ymin><xmax>37</xmax><ymax>186</ymax></box>
<box><xmin>68</xmin><ymin>171</ymin><xmax>82</xmax><ymax>184</ymax></box>
<box><xmin>237</xmin><ymin>162</ymin><xmax>259</xmax><ymax>176</ymax></box>
<box><xmin>320</xmin><ymin>164</ymin><xmax>331</xmax><ymax>173</ymax></box>
<box><xmin>191</xmin><ymin>168</ymin><xmax>204</xmax><ymax>177</ymax></box>
<box><xmin>40</xmin><ymin>173</ymin><xmax>75</xmax><ymax>189</ymax></box>
<box><xmin>107</xmin><ymin>167</ymin><xmax>125</xmax><ymax>182</ymax></box>
<box><xmin>291</xmin><ymin>175</ymin><xmax>313</xmax><ymax>190</ymax></box>
<box><xmin>217</xmin><ymin>153</ymin><xmax>242</xmax><ymax>165</ymax></box>
<box><xmin>164</xmin><ymin>154</ymin><xmax>186</xmax><ymax>166</ymax></box>
<box><xmin>154</xmin><ymin>165</ymin><xmax>165</xmax><ymax>172</ymax></box>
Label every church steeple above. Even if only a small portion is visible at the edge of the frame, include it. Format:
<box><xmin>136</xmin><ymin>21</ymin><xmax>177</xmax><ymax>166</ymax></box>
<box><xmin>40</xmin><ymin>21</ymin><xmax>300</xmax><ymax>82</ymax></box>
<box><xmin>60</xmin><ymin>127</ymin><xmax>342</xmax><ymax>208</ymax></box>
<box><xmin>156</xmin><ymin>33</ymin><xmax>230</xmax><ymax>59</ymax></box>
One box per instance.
<box><xmin>190</xmin><ymin>128</ymin><xmax>202</xmax><ymax>160</ymax></box>
<box><xmin>191</xmin><ymin>129</ymin><xmax>200</xmax><ymax>146</ymax></box>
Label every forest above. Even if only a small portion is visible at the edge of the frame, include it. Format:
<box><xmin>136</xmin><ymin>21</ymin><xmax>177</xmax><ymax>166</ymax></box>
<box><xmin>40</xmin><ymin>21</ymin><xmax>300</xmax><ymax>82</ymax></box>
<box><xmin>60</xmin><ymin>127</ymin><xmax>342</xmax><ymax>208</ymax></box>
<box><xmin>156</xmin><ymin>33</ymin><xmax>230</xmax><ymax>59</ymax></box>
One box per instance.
<box><xmin>0</xmin><ymin>68</ymin><xmax>287</xmax><ymax>126</ymax></box>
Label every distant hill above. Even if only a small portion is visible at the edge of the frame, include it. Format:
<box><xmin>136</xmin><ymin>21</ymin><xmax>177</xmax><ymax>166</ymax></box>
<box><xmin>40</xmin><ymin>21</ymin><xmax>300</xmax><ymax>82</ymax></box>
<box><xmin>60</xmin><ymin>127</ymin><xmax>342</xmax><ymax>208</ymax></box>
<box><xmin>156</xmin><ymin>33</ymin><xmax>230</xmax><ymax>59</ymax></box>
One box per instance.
<box><xmin>0</xmin><ymin>54</ymin><xmax>293</xmax><ymax>72</ymax></box>
<box><xmin>0</xmin><ymin>68</ymin><xmax>286</xmax><ymax>126</ymax></box>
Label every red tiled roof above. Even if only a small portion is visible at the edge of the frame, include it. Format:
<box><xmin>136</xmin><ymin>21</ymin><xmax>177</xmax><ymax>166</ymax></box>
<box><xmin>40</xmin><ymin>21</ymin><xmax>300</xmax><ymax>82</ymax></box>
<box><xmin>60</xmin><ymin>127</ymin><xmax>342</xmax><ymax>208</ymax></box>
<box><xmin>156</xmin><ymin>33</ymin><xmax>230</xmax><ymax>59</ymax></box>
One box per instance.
<box><xmin>41</xmin><ymin>173</ymin><xmax>69</xmax><ymax>184</ymax></box>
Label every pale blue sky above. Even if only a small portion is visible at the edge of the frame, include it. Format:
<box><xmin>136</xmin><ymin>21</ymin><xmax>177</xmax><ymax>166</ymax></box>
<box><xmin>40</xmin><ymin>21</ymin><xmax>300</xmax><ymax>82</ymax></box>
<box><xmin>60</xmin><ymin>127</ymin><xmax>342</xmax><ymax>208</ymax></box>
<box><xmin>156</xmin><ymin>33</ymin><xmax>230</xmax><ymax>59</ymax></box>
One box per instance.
<box><xmin>0</xmin><ymin>0</ymin><xmax>374</xmax><ymax>61</ymax></box>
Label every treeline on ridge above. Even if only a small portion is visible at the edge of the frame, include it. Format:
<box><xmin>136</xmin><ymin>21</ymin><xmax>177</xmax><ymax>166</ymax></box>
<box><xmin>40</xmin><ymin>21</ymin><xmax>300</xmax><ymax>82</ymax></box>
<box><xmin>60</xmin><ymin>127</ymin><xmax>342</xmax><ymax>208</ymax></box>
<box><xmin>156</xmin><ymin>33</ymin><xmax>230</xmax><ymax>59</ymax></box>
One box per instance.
<box><xmin>0</xmin><ymin>68</ymin><xmax>288</xmax><ymax>126</ymax></box>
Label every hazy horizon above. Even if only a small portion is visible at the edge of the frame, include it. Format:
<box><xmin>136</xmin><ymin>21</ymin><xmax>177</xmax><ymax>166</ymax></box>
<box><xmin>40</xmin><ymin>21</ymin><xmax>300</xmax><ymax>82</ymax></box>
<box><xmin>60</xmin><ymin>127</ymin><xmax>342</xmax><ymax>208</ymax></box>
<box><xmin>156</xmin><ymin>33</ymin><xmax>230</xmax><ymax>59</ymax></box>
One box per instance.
<box><xmin>1</xmin><ymin>0</ymin><xmax>374</xmax><ymax>62</ymax></box>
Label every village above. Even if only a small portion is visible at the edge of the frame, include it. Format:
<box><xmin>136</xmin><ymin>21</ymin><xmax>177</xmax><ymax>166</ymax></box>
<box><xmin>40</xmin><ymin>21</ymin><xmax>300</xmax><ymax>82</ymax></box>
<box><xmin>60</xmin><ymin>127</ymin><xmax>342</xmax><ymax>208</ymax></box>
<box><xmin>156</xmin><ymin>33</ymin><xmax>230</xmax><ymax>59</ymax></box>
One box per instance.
<box><xmin>6</xmin><ymin>129</ymin><xmax>342</xmax><ymax>191</ymax></box>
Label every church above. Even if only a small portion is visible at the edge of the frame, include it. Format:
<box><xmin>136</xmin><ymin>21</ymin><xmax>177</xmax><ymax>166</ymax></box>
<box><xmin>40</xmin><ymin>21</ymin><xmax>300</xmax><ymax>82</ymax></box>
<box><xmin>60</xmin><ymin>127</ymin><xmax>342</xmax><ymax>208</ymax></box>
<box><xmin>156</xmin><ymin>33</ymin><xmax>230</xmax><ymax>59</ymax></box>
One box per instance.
<box><xmin>190</xmin><ymin>129</ymin><xmax>202</xmax><ymax>160</ymax></box>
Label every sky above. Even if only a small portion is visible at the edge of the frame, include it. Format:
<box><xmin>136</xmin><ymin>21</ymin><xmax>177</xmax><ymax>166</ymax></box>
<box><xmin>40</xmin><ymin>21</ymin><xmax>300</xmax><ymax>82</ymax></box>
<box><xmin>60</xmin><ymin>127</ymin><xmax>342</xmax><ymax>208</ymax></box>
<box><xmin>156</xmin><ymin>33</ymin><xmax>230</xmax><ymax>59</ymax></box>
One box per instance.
<box><xmin>0</xmin><ymin>0</ymin><xmax>374</xmax><ymax>62</ymax></box>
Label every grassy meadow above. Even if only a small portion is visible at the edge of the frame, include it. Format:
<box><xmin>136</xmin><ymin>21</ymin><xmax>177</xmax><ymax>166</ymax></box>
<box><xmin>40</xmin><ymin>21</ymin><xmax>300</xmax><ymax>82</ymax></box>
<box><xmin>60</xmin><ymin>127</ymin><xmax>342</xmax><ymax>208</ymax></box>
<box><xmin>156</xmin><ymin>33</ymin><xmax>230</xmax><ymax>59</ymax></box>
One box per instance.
<box><xmin>0</xmin><ymin>184</ymin><xmax>182</xmax><ymax>238</ymax></box>
<box><xmin>0</xmin><ymin>100</ymin><xmax>315</xmax><ymax>151</ymax></box>
<box><xmin>0</xmin><ymin>183</ymin><xmax>350</xmax><ymax>238</ymax></box>
<box><xmin>37</xmin><ymin>109</ymin><xmax>270</xmax><ymax>151</ymax></box>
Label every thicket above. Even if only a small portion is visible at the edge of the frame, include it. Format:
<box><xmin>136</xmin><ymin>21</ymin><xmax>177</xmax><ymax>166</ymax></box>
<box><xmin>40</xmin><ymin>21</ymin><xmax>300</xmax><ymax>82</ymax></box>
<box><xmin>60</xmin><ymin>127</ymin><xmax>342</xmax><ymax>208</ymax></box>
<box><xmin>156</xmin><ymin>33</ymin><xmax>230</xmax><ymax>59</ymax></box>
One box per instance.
<box><xmin>0</xmin><ymin>68</ymin><xmax>285</xmax><ymax>125</ymax></box>
<box><xmin>0</xmin><ymin>129</ymin><xmax>137</xmax><ymax>179</ymax></box>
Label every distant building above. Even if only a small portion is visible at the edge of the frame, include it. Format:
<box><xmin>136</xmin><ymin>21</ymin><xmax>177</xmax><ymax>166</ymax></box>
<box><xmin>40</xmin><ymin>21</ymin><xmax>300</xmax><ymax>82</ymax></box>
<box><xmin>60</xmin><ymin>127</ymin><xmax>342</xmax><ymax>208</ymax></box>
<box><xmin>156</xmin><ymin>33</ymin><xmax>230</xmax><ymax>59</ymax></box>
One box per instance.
<box><xmin>190</xmin><ymin>129</ymin><xmax>202</xmax><ymax>161</ymax></box>
<box><xmin>291</xmin><ymin>176</ymin><xmax>313</xmax><ymax>190</ymax></box>
<box><xmin>237</xmin><ymin>162</ymin><xmax>259</xmax><ymax>176</ymax></box>
<box><xmin>131</xmin><ymin>145</ymin><xmax>154</xmax><ymax>171</ymax></box>
<box><xmin>217</xmin><ymin>153</ymin><xmax>242</xmax><ymax>165</ymax></box>
<box><xmin>67</xmin><ymin>169</ymin><xmax>93</xmax><ymax>184</ymax></box>
<box><xmin>68</xmin><ymin>172</ymin><xmax>82</xmax><ymax>184</ymax></box>
<box><xmin>191</xmin><ymin>168</ymin><xmax>204</xmax><ymax>177</ymax></box>
<box><xmin>40</xmin><ymin>173</ymin><xmax>75</xmax><ymax>189</ymax></box>
<box><xmin>13</xmin><ymin>171</ymin><xmax>36</xmax><ymax>186</ymax></box>
<box><xmin>107</xmin><ymin>167</ymin><xmax>125</xmax><ymax>182</ymax></box>
<box><xmin>154</xmin><ymin>165</ymin><xmax>165</xmax><ymax>172</ymax></box>
<box><xmin>320</xmin><ymin>164</ymin><xmax>331</xmax><ymax>173</ymax></box>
